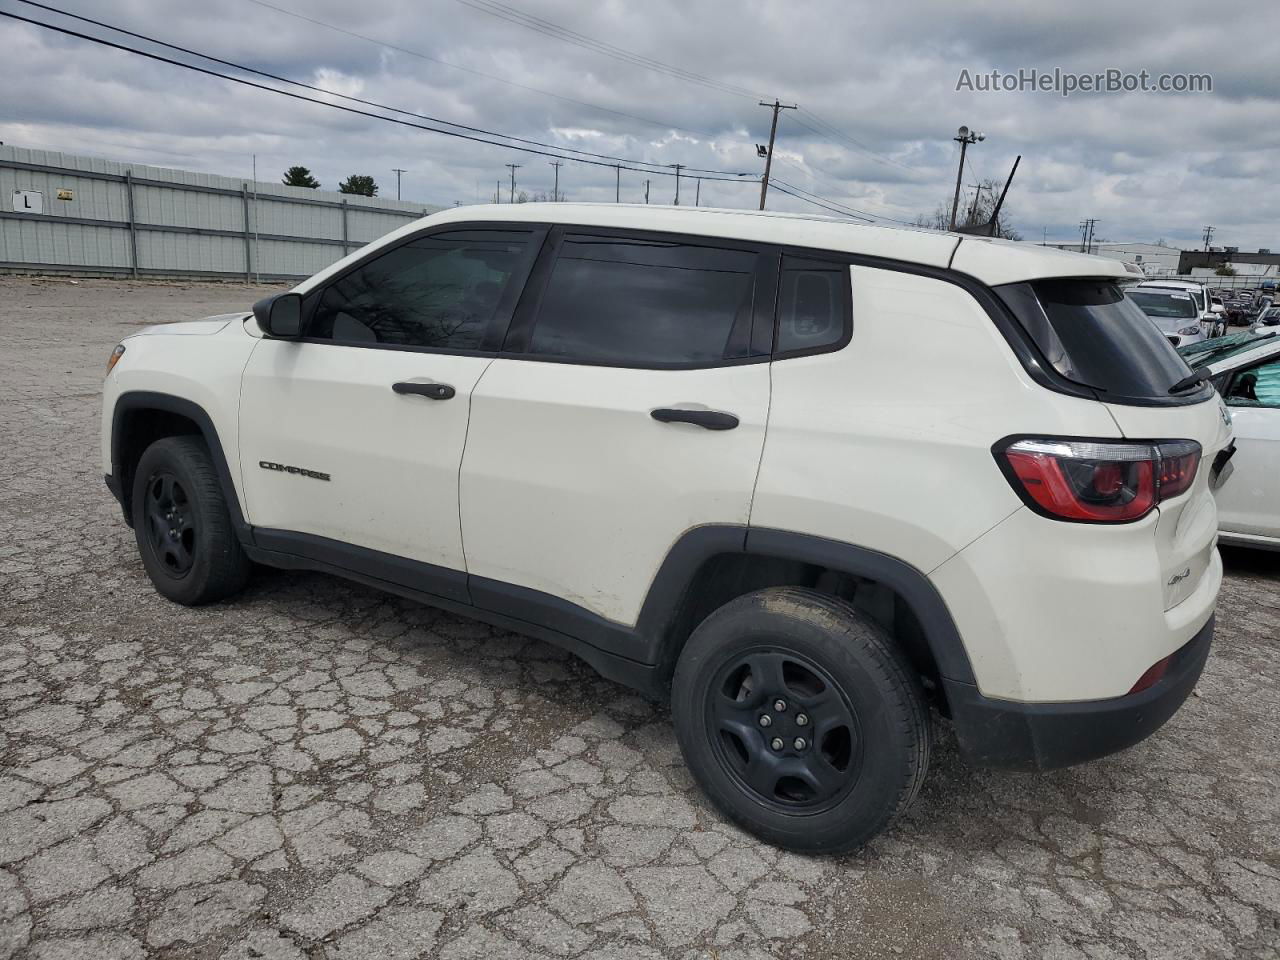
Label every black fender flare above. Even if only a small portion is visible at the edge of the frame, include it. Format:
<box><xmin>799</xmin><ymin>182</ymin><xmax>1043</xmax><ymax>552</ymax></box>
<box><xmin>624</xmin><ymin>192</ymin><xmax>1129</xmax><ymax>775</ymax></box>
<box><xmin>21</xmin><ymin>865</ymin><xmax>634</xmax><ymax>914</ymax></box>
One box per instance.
<box><xmin>636</xmin><ymin>525</ymin><xmax>976</xmax><ymax>685</ymax></box>
<box><xmin>109</xmin><ymin>391</ymin><xmax>252</xmax><ymax>543</ymax></box>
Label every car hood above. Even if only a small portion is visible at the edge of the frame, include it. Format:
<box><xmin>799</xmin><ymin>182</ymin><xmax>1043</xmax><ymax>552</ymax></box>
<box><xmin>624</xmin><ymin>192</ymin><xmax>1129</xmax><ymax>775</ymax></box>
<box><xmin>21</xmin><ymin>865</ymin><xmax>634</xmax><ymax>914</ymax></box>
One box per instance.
<box><xmin>127</xmin><ymin>314</ymin><xmax>246</xmax><ymax>338</ymax></box>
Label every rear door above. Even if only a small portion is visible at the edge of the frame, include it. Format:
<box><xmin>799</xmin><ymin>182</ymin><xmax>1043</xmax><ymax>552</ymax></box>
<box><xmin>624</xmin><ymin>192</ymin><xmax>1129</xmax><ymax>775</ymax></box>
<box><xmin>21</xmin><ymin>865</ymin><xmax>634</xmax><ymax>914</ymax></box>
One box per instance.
<box><xmin>238</xmin><ymin>226</ymin><xmax>541</xmax><ymax>588</ymax></box>
<box><xmin>458</xmin><ymin>228</ymin><xmax>774</xmax><ymax>641</ymax></box>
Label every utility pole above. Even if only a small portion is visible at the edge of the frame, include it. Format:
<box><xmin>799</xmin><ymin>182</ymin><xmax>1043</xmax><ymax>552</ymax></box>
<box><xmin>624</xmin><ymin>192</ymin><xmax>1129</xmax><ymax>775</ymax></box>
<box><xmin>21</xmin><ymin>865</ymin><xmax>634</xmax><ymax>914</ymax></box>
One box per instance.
<box><xmin>695</xmin><ymin>178</ymin><xmax>701</xmax><ymax>207</ymax></box>
<box><xmin>965</xmin><ymin>181</ymin><xmax>984</xmax><ymax>228</ymax></box>
<box><xmin>672</xmin><ymin>164</ymin><xmax>684</xmax><ymax>205</ymax></box>
<box><xmin>614</xmin><ymin>164</ymin><xmax>621</xmax><ymax>203</ymax></box>
<box><xmin>495</xmin><ymin>181</ymin><xmax>501</xmax><ymax>203</ymax></box>
<box><xmin>1079</xmin><ymin>218</ymin><xmax>1098</xmax><ymax>254</ymax></box>
<box><xmin>549</xmin><ymin>161</ymin><xmax>562</xmax><ymax>202</ymax></box>
<box><xmin>391</xmin><ymin>168</ymin><xmax>406</xmax><ymax>201</ymax></box>
<box><xmin>757</xmin><ymin>99</ymin><xmax>798</xmax><ymax>210</ymax></box>
<box><xmin>1202</xmin><ymin>225</ymin><xmax>1215</xmax><ymax>251</ymax></box>
<box><xmin>644</xmin><ymin>180</ymin><xmax>650</xmax><ymax>204</ymax></box>
<box><xmin>505</xmin><ymin>163</ymin><xmax>521</xmax><ymax>204</ymax></box>
<box><xmin>949</xmin><ymin>126</ymin><xmax>985</xmax><ymax>231</ymax></box>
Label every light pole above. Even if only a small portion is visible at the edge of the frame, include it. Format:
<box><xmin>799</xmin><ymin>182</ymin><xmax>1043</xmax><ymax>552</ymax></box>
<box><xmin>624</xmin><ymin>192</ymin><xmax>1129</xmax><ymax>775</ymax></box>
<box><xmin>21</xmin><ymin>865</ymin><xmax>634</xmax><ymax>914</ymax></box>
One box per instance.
<box><xmin>949</xmin><ymin>126</ymin><xmax>984</xmax><ymax>231</ymax></box>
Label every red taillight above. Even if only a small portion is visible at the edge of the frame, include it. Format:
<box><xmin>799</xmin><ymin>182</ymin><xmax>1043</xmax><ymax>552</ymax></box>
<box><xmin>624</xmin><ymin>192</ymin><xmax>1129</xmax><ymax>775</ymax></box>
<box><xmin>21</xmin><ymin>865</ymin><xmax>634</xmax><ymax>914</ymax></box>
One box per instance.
<box><xmin>998</xmin><ymin>439</ymin><xmax>1201</xmax><ymax>523</ymax></box>
<box><xmin>1129</xmin><ymin>655</ymin><xmax>1171</xmax><ymax>694</ymax></box>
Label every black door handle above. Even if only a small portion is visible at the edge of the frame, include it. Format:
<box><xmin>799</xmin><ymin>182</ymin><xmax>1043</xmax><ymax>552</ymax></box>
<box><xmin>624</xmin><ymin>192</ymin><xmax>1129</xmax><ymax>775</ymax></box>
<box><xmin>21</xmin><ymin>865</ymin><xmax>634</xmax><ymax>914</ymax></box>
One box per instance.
<box><xmin>393</xmin><ymin>381</ymin><xmax>455</xmax><ymax>400</ymax></box>
<box><xmin>651</xmin><ymin>408</ymin><xmax>739</xmax><ymax>430</ymax></box>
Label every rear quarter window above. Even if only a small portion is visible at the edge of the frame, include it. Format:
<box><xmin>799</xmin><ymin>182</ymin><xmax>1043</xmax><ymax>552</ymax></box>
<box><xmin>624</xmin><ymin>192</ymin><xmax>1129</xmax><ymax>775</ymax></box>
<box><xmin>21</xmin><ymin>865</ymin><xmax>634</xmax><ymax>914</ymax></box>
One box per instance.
<box><xmin>996</xmin><ymin>278</ymin><xmax>1207</xmax><ymax>404</ymax></box>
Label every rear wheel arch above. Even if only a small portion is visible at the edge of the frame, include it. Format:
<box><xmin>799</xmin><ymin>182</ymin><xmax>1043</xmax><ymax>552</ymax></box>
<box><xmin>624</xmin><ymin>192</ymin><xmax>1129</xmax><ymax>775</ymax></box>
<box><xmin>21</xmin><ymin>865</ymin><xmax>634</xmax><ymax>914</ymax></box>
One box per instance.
<box><xmin>111</xmin><ymin>392</ymin><xmax>249</xmax><ymax>540</ymax></box>
<box><xmin>642</xmin><ymin>526</ymin><xmax>976</xmax><ymax>700</ymax></box>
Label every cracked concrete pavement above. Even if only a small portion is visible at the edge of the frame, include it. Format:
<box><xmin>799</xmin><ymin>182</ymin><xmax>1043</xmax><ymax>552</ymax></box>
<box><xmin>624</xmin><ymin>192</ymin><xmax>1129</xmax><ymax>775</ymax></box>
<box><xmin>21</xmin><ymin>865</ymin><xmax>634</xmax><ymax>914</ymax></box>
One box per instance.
<box><xmin>1</xmin><ymin>277</ymin><xmax>1278</xmax><ymax>959</ymax></box>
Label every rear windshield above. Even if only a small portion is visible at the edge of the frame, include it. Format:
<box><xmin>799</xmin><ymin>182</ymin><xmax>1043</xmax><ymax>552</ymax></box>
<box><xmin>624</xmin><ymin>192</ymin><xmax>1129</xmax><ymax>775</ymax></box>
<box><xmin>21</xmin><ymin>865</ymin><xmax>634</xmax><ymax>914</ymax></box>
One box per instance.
<box><xmin>997</xmin><ymin>278</ymin><xmax>1205</xmax><ymax>403</ymax></box>
<box><xmin>1129</xmin><ymin>290</ymin><xmax>1198</xmax><ymax>319</ymax></box>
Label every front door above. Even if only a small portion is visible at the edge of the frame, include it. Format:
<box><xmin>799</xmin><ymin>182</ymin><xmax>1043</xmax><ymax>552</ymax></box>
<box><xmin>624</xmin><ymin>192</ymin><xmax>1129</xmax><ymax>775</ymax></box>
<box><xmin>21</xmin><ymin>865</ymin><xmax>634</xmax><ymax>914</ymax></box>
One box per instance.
<box><xmin>239</xmin><ymin>226</ymin><xmax>542</xmax><ymax>590</ymax></box>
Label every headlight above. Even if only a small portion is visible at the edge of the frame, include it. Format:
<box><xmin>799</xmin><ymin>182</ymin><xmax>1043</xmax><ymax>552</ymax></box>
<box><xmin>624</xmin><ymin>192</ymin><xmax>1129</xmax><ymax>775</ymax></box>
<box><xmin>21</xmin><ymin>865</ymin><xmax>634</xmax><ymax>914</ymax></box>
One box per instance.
<box><xmin>1178</xmin><ymin>325</ymin><xmax>1201</xmax><ymax>336</ymax></box>
<box><xmin>106</xmin><ymin>343</ymin><xmax>126</xmax><ymax>374</ymax></box>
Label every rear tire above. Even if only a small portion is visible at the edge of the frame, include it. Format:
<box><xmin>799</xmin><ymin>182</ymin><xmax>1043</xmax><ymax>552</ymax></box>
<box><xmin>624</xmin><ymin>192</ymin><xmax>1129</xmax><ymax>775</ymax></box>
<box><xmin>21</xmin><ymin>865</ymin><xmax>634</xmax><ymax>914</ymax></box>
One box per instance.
<box><xmin>672</xmin><ymin>587</ymin><xmax>930</xmax><ymax>854</ymax></box>
<box><xmin>131</xmin><ymin>436</ymin><xmax>251</xmax><ymax>605</ymax></box>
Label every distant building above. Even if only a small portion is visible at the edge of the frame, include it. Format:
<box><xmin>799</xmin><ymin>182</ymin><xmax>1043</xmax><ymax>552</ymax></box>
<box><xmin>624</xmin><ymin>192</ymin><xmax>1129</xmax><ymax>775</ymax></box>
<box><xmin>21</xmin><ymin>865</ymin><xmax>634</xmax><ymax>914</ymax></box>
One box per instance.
<box><xmin>1044</xmin><ymin>241</ymin><xmax>1182</xmax><ymax>276</ymax></box>
<box><xmin>1178</xmin><ymin>249</ymin><xmax>1280</xmax><ymax>281</ymax></box>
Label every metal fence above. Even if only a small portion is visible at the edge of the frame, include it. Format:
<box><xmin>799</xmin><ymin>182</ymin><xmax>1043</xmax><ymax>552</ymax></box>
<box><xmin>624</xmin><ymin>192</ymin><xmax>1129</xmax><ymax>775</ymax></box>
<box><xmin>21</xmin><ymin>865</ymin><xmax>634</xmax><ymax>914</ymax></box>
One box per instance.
<box><xmin>1</xmin><ymin>146</ymin><xmax>442</xmax><ymax>282</ymax></box>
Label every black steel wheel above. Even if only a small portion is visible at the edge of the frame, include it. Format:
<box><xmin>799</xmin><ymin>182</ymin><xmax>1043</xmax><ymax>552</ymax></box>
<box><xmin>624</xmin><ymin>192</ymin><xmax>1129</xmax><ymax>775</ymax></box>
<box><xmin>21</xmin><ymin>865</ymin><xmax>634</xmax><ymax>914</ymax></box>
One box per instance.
<box><xmin>673</xmin><ymin>587</ymin><xmax>930</xmax><ymax>854</ymax></box>
<box><xmin>141</xmin><ymin>471</ymin><xmax>197</xmax><ymax>578</ymax></box>
<box><xmin>130</xmin><ymin>436</ymin><xmax>251</xmax><ymax>605</ymax></box>
<box><xmin>708</xmin><ymin>648</ymin><xmax>863</xmax><ymax>813</ymax></box>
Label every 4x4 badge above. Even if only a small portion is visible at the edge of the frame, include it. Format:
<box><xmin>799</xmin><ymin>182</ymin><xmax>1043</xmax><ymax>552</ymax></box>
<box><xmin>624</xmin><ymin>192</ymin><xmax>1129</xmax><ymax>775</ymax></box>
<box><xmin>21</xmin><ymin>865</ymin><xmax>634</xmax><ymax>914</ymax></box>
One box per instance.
<box><xmin>1167</xmin><ymin>568</ymin><xmax>1191</xmax><ymax>586</ymax></box>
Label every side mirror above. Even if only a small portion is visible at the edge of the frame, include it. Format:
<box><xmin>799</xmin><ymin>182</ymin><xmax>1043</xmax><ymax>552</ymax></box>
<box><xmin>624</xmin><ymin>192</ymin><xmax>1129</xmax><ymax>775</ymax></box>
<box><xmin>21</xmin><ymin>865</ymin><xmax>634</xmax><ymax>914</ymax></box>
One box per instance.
<box><xmin>252</xmin><ymin>293</ymin><xmax>303</xmax><ymax>338</ymax></box>
<box><xmin>1211</xmin><ymin>304</ymin><xmax>1225</xmax><ymax>314</ymax></box>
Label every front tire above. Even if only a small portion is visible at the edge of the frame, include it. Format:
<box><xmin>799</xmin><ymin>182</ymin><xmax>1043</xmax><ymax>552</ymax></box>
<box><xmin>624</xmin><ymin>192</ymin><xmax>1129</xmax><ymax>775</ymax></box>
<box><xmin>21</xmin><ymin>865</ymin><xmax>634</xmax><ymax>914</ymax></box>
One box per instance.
<box><xmin>130</xmin><ymin>436</ymin><xmax>251</xmax><ymax>605</ymax></box>
<box><xmin>672</xmin><ymin>587</ymin><xmax>930</xmax><ymax>854</ymax></box>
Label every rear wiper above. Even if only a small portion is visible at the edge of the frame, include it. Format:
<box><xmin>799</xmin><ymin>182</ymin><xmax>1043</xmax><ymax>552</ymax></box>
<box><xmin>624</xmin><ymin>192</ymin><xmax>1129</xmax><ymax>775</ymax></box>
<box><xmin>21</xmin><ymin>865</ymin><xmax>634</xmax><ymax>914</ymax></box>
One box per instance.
<box><xmin>1169</xmin><ymin>365</ymin><xmax>1211</xmax><ymax>394</ymax></box>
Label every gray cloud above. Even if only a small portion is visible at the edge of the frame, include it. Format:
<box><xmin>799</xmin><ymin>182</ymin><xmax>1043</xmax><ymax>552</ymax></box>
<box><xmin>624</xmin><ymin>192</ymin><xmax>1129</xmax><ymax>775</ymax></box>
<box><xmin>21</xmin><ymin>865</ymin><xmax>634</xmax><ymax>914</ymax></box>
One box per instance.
<box><xmin>1</xmin><ymin>0</ymin><xmax>1277</xmax><ymax>248</ymax></box>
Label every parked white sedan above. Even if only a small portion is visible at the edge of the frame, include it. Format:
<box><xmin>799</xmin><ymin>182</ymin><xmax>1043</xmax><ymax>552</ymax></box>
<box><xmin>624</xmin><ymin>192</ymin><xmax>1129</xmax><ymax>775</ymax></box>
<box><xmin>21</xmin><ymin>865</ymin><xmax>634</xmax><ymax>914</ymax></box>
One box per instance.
<box><xmin>1181</xmin><ymin>334</ymin><xmax>1280</xmax><ymax>550</ymax></box>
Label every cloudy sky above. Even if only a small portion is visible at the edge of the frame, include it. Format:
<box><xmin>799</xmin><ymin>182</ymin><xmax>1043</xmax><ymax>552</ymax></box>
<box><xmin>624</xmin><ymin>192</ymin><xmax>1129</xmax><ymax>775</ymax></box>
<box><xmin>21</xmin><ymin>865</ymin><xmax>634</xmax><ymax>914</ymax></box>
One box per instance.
<box><xmin>2</xmin><ymin>0</ymin><xmax>1278</xmax><ymax>250</ymax></box>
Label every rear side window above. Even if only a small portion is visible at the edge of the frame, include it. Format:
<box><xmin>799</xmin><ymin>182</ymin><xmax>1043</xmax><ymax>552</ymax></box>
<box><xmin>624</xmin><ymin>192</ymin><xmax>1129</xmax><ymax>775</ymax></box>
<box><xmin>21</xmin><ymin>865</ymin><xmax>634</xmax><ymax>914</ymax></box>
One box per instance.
<box><xmin>525</xmin><ymin>235</ymin><xmax>757</xmax><ymax>365</ymax></box>
<box><xmin>997</xmin><ymin>279</ymin><xmax>1205</xmax><ymax>403</ymax></box>
<box><xmin>775</xmin><ymin>256</ymin><xmax>851</xmax><ymax>355</ymax></box>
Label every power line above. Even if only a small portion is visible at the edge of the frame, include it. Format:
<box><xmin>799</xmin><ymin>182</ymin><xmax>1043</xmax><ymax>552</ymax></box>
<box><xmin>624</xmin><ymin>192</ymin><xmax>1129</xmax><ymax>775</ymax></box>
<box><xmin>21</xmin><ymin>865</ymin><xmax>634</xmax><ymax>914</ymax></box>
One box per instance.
<box><xmin>13</xmin><ymin>0</ymin><xmax>753</xmax><ymax>179</ymax></box>
<box><xmin>768</xmin><ymin>154</ymin><xmax>918</xmax><ymax>224</ymax></box>
<box><xmin>449</xmin><ymin>0</ymin><xmax>766</xmax><ymax>102</ymax></box>
<box><xmin>768</xmin><ymin>182</ymin><xmax>872</xmax><ymax>222</ymax></box>
<box><xmin>0</xmin><ymin>9</ymin><xmax>757</xmax><ymax>184</ymax></box>
<box><xmin>448</xmin><ymin>0</ymin><xmax>920</xmax><ymax>178</ymax></box>
<box><xmin>768</xmin><ymin>179</ymin><xmax>874</xmax><ymax>222</ymax></box>
<box><xmin>789</xmin><ymin>109</ymin><xmax>921</xmax><ymax>174</ymax></box>
<box><xmin>240</xmin><ymin>0</ymin><xmax>730</xmax><ymax>143</ymax></box>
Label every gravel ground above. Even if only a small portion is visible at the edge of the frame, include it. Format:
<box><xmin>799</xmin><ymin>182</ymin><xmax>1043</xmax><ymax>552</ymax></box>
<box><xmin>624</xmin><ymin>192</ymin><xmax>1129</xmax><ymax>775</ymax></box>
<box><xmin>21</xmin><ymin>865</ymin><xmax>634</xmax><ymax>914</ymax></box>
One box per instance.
<box><xmin>1</xmin><ymin>276</ymin><xmax>1278</xmax><ymax>960</ymax></box>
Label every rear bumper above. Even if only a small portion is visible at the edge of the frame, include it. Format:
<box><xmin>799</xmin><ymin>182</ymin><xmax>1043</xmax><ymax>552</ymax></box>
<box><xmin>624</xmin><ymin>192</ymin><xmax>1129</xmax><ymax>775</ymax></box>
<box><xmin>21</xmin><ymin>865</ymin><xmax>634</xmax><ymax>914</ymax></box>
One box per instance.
<box><xmin>943</xmin><ymin>614</ymin><xmax>1213</xmax><ymax>771</ymax></box>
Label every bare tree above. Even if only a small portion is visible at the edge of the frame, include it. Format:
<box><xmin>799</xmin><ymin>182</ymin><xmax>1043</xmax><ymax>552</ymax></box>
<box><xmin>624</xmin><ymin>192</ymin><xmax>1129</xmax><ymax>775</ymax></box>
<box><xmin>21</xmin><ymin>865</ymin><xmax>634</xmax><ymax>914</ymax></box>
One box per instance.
<box><xmin>916</xmin><ymin>179</ymin><xmax>1021</xmax><ymax>239</ymax></box>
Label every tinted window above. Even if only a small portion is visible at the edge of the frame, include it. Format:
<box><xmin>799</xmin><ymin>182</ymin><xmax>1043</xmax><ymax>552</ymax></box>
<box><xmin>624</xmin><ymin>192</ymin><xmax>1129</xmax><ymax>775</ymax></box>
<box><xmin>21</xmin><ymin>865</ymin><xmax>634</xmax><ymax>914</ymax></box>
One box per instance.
<box><xmin>998</xmin><ymin>279</ymin><xmax>1205</xmax><ymax>402</ymax></box>
<box><xmin>309</xmin><ymin>230</ymin><xmax>532</xmax><ymax>350</ymax></box>
<box><xmin>526</xmin><ymin>235</ymin><xmax>757</xmax><ymax>365</ymax></box>
<box><xmin>776</xmin><ymin>256</ymin><xmax>850</xmax><ymax>354</ymax></box>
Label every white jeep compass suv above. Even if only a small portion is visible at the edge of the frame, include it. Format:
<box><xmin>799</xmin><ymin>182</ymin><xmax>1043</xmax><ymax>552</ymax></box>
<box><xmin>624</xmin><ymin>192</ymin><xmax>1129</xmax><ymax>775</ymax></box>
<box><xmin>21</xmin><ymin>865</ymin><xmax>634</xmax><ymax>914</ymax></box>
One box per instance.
<box><xmin>102</xmin><ymin>205</ymin><xmax>1229</xmax><ymax>853</ymax></box>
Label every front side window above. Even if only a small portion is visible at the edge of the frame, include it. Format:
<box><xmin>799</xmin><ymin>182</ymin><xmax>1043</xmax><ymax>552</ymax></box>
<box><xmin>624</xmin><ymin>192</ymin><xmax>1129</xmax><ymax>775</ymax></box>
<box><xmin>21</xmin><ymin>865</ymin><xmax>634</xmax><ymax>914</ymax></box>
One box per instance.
<box><xmin>775</xmin><ymin>256</ymin><xmax>851</xmax><ymax>355</ymax></box>
<box><xmin>308</xmin><ymin>230</ymin><xmax>533</xmax><ymax>350</ymax></box>
<box><xmin>525</xmin><ymin>235</ymin><xmax>757</xmax><ymax>365</ymax></box>
<box><xmin>1226</xmin><ymin>359</ymin><xmax>1280</xmax><ymax>408</ymax></box>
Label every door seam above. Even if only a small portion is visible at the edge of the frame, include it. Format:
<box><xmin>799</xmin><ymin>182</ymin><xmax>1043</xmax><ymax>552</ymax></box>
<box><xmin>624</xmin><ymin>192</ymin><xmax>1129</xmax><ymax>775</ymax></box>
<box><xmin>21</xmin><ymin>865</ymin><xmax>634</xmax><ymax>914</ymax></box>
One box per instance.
<box><xmin>457</xmin><ymin>356</ymin><xmax>499</xmax><ymax>577</ymax></box>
